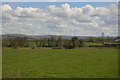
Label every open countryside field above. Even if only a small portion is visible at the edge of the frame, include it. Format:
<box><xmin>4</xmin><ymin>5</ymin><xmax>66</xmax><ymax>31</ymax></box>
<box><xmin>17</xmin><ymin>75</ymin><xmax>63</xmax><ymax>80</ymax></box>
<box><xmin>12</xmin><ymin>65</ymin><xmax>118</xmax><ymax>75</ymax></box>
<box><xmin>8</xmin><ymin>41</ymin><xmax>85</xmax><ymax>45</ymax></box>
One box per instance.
<box><xmin>85</xmin><ymin>42</ymin><xmax>103</xmax><ymax>47</ymax></box>
<box><xmin>2</xmin><ymin>48</ymin><xmax>118</xmax><ymax>78</ymax></box>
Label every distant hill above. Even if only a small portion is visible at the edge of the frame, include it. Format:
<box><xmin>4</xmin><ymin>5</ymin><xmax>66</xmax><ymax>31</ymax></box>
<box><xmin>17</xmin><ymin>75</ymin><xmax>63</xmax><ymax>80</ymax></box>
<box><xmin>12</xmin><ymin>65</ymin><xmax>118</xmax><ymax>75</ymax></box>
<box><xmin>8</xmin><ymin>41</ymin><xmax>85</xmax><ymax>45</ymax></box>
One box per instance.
<box><xmin>1</xmin><ymin>34</ymin><xmax>117</xmax><ymax>40</ymax></box>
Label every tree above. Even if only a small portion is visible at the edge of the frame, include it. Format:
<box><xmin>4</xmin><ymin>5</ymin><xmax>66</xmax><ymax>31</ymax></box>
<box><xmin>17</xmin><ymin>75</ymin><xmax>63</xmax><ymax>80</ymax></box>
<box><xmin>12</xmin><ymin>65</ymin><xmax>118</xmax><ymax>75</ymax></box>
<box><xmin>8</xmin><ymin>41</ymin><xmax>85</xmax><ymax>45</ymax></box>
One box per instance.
<box><xmin>47</xmin><ymin>38</ymin><xmax>51</xmax><ymax>47</ymax></box>
<box><xmin>57</xmin><ymin>36</ymin><xmax>63</xmax><ymax>47</ymax></box>
<box><xmin>23</xmin><ymin>37</ymin><xmax>29</xmax><ymax>47</ymax></box>
<box><xmin>87</xmin><ymin>37</ymin><xmax>96</xmax><ymax>42</ymax></box>
<box><xmin>42</xmin><ymin>38</ymin><xmax>48</xmax><ymax>47</ymax></box>
<box><xmin>63</xmin><ymin>39</ymin><xmax>74</xmax><ymax>49</ymax></box>
<box><xmin>50</xmin><ymin>37</ymin><xmax>56</xmax><ymax>47</ymax></box>
<box><xmin>71</xmin><ymin>37</ymin><xmax>79</xmax><ymax>48</ymax></box>
<box><xmin>78</xmin><ymin>39</ymin><xmax>84</xmax><ymax>47</ymax></box>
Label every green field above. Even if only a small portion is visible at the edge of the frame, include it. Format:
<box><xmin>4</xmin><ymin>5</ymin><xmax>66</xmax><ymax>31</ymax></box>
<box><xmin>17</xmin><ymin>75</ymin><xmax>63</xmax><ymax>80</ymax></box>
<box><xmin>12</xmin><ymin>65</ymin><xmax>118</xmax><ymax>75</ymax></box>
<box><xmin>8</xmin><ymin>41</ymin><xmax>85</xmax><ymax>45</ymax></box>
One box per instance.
<box><xmin>85</xmin><ymin>42</ymin><xmax>103</xmax><ymax>47</ymax></box>
<box><xmin>2</xmin><ymin>48</ymin><xmax>118</xmax><ymax>78</ymax></box>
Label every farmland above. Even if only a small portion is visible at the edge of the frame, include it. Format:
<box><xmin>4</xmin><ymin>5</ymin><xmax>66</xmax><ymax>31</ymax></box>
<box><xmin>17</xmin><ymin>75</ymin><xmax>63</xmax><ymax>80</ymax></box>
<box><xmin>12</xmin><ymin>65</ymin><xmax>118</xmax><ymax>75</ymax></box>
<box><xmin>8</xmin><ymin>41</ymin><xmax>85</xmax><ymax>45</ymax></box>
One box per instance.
<box><xmin>2</xmin><ymin>48</ymin><xmax>118</xmax><ymax>78</ymax></box>
<box><xmin>1</xmin><ymin>2</ymin><xmax>119</xmax><ymax>79</ymax></box>
<box><xmin>85</xmin><ymin>42</ymin><xmax>103</xmax><ymax>47</ymax></box>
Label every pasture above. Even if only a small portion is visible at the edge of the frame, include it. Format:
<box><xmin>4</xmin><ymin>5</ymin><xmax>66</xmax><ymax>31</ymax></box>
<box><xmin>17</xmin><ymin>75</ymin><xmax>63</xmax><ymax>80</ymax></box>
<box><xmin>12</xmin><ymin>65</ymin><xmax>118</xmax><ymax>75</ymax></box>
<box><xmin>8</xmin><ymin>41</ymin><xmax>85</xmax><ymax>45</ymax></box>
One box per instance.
<box><xmin>85</xmin><ymin>42</ymin><xmax>103</xmax><ymax>47</ymax></box>
<box><xmin>2</xmin><ymin>48</ymin><xmax>118</xmax><ymax>78</ymax></box>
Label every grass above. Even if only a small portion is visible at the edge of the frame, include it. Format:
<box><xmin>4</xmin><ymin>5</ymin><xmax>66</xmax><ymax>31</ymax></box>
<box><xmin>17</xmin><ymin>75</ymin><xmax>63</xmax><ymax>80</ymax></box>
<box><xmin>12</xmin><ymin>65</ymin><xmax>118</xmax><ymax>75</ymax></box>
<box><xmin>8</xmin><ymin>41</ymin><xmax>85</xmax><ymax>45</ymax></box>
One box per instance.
<box><xmin>2</xmin><ymin>48</ymin><xmax>118</xmax><ymax>78</ymax></box>
<box><xmin>85</xmin><ymin>42</ymin><xmax>103</xmax><ymax>47</ymax></box>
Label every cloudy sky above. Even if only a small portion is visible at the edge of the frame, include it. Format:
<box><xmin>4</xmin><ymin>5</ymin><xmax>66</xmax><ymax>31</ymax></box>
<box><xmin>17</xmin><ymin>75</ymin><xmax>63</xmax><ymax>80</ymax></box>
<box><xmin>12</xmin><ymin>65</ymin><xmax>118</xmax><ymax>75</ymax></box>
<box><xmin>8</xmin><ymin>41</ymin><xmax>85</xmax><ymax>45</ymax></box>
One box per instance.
<box><xmin>2</xmin><ymin>0</ymin><xmax>119</xmax><ymax>2</ymax></box>
<box><xmin>1</xmin><ymin>2</ymin><xmax>118</xmax><ymax>36</ymax></box>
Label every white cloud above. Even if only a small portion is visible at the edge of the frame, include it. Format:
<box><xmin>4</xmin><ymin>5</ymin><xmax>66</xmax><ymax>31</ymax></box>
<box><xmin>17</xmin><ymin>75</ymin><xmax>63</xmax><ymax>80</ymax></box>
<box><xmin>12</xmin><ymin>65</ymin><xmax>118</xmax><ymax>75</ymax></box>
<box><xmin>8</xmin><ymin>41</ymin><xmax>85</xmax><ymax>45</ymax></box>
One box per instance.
<box><xmin>49</xmin><ymin>0</ymin><xmax>57</xmax><ymax>2</ymax></box>
<box><xmin>1</xmin><ymin>3</ymin><xmax>118</xmax><ymax>36</ymax></box>
<box><xmin>26</xmin><ymin>24</ymin><xmax>33</xmax><ymax>27</ymax></box>
<box><xmin>1</xmin><ymin>4</ymin><xmax>12</xmax><ymax>11</ymax></box>
<box><xmin>82</xmin><ymin>5</ymin><xmax>95</xmax><ymax>15</ymax></box>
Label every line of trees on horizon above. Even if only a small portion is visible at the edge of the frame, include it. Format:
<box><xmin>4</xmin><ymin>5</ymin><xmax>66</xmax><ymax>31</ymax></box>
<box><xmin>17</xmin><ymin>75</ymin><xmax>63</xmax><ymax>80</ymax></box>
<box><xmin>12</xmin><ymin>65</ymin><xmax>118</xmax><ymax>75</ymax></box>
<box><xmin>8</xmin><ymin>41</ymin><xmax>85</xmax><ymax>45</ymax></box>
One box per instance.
<box><xmin>2</xmin><ymin>36</ymin><xmax>118</xmax><ymax>49</ymax></box>
<box><xmin>2</xmin><ymin>36</ymin><xmax>84</xmax><ymax>49</ymax></box>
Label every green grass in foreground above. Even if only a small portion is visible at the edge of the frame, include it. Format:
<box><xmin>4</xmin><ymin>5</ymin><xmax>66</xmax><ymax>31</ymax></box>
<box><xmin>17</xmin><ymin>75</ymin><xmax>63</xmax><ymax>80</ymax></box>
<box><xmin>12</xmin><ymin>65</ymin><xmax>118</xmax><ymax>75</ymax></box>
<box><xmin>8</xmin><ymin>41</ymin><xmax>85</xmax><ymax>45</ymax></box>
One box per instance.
<box><xmin>2</xmin><ymin>48</ymin><xmax>118</xmax><ymax>78</ymax></box>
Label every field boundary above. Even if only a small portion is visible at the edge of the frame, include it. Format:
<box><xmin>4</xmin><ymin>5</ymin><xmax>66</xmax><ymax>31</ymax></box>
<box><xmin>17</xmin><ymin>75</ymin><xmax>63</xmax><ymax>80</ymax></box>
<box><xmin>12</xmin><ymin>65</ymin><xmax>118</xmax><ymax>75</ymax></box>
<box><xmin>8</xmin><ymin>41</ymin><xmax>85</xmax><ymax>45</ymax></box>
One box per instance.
<box><xmin>1</xmin><ymin>78</ymin><xmax>119</xmax><ymax>80</ymax></box>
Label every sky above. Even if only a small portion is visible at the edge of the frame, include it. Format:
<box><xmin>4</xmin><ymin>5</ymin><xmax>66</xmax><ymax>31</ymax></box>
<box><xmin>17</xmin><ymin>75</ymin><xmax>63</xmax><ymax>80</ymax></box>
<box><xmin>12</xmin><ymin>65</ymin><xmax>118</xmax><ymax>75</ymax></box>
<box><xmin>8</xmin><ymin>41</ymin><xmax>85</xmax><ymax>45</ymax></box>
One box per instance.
<box><xmin>1</xmin><ymin>2</ymin><xmax>118</xmax><ymax>36</ymax></box>
<box><xmin>1</xmin><ymin>0</ymin><xmax>120</xmax><ymax>2</ymax></box>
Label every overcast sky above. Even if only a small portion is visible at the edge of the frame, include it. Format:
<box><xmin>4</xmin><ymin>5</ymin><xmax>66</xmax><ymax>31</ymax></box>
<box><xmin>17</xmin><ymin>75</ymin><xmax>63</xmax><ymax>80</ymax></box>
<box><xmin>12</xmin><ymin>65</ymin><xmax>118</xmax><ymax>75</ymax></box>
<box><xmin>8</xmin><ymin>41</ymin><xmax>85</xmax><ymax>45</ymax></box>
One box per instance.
<box><xmin>2</xmin><ymin>0</ymin><xmax>120</xmax><ymax>2</ymax></box>
<box><xmin>1</xmin><ymin>2</ymin><xmax>118</xmax><ymax>36</ymax></box>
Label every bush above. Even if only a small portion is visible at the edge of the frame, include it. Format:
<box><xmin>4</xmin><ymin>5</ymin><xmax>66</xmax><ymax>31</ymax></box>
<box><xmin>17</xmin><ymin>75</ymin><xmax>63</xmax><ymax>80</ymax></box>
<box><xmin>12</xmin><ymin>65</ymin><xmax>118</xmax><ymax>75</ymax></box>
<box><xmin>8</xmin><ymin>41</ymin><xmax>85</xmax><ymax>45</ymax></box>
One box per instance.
<box><xmin>31</xmin><ymin>46</ymin><xmax>37</xmax><ymax>49</ymax></box>
<box><xmin>13</xmin><ymin>46</ymin><xmax>19</xmax><ymax>49</ymax></box>
<box><xmin>52</xmin><ymin>47</ymin><xmax>64</xmax><ymax>49</ymax></box>
<box><xmin>63</xmin><ymin>44</ymin><xmax>75</xmax><ymax>49</ymax></box>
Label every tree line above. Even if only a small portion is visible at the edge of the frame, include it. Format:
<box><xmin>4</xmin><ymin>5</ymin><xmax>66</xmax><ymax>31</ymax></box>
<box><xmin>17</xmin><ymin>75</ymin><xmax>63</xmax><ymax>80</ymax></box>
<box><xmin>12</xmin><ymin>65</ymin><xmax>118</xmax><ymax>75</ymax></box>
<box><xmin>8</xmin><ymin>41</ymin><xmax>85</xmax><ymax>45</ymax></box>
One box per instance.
<box><xmin>2</xmin><ymin>36</ymin><xmax>118</xmax><ymax>49</ymax></box>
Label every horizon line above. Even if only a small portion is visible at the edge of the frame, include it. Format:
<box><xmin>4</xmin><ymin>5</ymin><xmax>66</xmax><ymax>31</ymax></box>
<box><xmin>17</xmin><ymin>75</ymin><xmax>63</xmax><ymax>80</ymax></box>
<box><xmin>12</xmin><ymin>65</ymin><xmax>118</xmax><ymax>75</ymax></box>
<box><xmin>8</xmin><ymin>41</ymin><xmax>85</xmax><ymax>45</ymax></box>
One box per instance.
<box><xmin>1</xmin><ymin>33</ymin><xmax>118</xmax><ymax>37</ymax></box>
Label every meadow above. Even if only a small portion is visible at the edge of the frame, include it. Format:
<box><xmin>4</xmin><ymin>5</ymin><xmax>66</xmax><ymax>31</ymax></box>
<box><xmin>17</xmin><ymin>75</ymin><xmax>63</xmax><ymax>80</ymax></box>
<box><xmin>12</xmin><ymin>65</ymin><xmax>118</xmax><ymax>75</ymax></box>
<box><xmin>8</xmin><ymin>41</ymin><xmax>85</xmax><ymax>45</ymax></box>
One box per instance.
<box><xmin>85</xmin><ymin>42</ymin><xmax>103</xmax><ymax>47</ymax></box>
<box><xmin>2</xmin><ymin>48</ymin><xmax>118</xmax><ymax>78</ymax></box>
